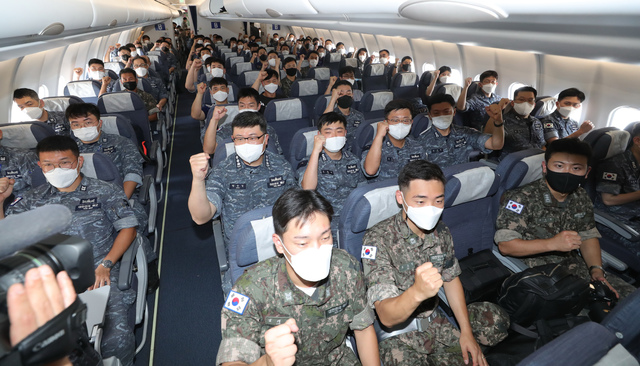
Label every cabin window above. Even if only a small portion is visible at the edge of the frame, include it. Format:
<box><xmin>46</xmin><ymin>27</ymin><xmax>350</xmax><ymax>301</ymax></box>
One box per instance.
<box><xmin>508</xmin><ymin>82</ymin><xmax>527</xmax><ymax>99</ymax></box>
<box><xmin>422</xmin><ymin>63</ymin><xmax>435</xmax><ymax>73</ymax></box>
<box><xmin>38</xmin><ymin>85</ymin><xmax>49</xmax><ymax>98</ymax></box>
<box><xmin>450</xmin><ymin>68</ymin><xmax>462</xmax><ymax>86</ymax></box>
<box><xmin>608</xmin><ymin>106</ymin><xmax>640</xmax><ymax>130</ymax></box>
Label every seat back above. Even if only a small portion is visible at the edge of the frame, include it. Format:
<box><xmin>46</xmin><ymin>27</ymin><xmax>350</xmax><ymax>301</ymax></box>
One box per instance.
<box><xmin>362</xmin><ymin>64</ymin><xmax>388</xmax><ymax>92</ymax></box>
<box><xmin>222</xmin><ymin>52</ymin><xmax>237</xmax><ymax>62</ymax></box>
<box><xmin>289</xmin><ymin>79</ymin><xmax>321</xmax><ymax>111</ymax></box>
<box><xmin>390</xmin><ymin>72</ymin><xmax>419</xmax><ymax>100</ymax></box>
<box><xmin>494</xmin><ymin>148</ymin><xmax>545</xmax><ymax>210</ymax></box>
<box><xmin>42</xmin><ymin>96</ymin><xmax>84</xmax><ymax>113</ymax></box>
<box><xmin>100</xmin><ymin>113</ymin><xmax>139</xmax><ymax>146</ymax></box>
<box><xmin>358</xmin><ymin>90</ymin><xmax>393</xmax><ymax>121</ymax></box>
<box><xmin>466</xmin><ymin>81</ymin><xmax>482</xmax><ymax>100</ymax></box>
<box><xmin>324</xmin><ymin>52</ymin><xmax>343</xmax><ymax>73</ymax></box>
<box><xmin>418</xmin><ymin>71</ymin><xmax>434</xmax><ymax>104</ymax></box>
<box><xmin>582</xmin><ymin>127</ymin><xmax>630</xmax><ymax>201</ymax></box>
<box><xmin>411</xmin><ymin>113</ymin><xmax>431</xmax><ymax>138</ymax></box>
<box><xmin>352</xmin><ymin>120</ymin><xmax>384</xmax><ymax>158</ymax></box>
<box><xmin>313</xmin><ymin>94</ymin><xmax>332</xmax><ymax>123</ymax></box>
<box><xmin>288</xmin><ymin>126</ymin><xmax>318</xmax><ymax>170</ymax></box>
<box><xmin>211</xmin><ymin>137</ymin><xmax>279</xmax><ymax>168</ymax></box>
<box><xmin>229</xmin><ymin>62</ymin><xmax>254</xmax><ymax>85</ymax></box>
<box><xmin>0</xmin><ymin>122</ymin><xmax>55</xmax><ymax>149</ymax></box>
<box><xmin>340</xmin><ymin>58</ymin><xmax>362</xmax><ymax>78</ymax></box>
<box><xmin>264</xmin><ymin>98</ymin><xmax>312</xmax><ymax>157</ymax></box>
<box><xmin>532</xmin><ymin>96</ymin><xmax>557</xmax><ymax>119</ymax></box>
<box><xmin>228</xmin><ymin>206</ymin><xmax>277</xmax><ymax>284</ymax></box>
<box><xmin>237</xmin><ymin>70</ymin><xmax>261</xmax><ymax>88</ymax></box>
<box><xmin>32</xmin><ymin>152</ymin><xmax>123</xmax><ymax>188</ymax></box>
<box><xmin>64</xmin><ymin>80</ymin><xmax>102</xmax><ymax>104</ymax></box>
<box><xmin>307</xmin><ymin>67</ymin><xmax>333</xmax><ymax>91</ymax></box>
<box><xmin>104</xmin><ymin>62</ymin><xmax>123</xmax><ymax>74</ymax></box>
<box><xmin>225</xmin><ymin>56</ymin><xmax>245</xmax><ymax>72</ymax></box>
<box><xmin>433</xmin><ymin>83</ymin><xmax>462</xmax><ymax>101</ymax></box>
<box><xmin>97</xmin><ymin>91</ymin><xmax>152</xmax><ymax>154</ymax></box>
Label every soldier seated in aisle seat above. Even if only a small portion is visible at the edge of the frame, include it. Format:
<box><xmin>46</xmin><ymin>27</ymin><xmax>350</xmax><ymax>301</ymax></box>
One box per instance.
<box><xmin>323</xmin><ymin>80</ymin><xmax>365</xmax><ymax>151</ymax></box>
<box><xmin>191</xmin><ymin>77</ymin><xmax>230</xmax><ymax>121</ymax></box>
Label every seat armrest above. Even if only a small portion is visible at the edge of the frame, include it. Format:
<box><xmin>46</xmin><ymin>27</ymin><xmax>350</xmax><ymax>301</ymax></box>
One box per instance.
<box><xmin>492</xmin><ymin>245</ymin><xmax>528</xmax><ymax>273</ymax></box>
<box><xmin>601</xmin><ymin>250</ymin><xmax>628</xmax><ymax>272</ymax></box>
<box><xmin>595</xmin><ymin>210</ymin><xmax>640</xmax><ymax>241</ymax></box>
<box><xmin>118</xmin><ymin>235</ymin><xmax>141</xmax><ymax>291</ymax></box>
<box><xmin>212</xmin><ymin>219</ymin><xmax>229</xmax><ymax>272</ymax></box>
<box><xmin>479</xmin><ymin>159</ymin><xmax>499</xmax><ymax>170</ymax></box>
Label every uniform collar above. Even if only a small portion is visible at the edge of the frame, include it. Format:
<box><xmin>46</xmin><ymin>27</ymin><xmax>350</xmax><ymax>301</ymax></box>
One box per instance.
<box><xmin>393</xmin><ymin>211</ymin><xmax>435</xmax><ymax>248</ymax></box>
<box><xmin>276</xmin><ymin>256</ymin><xmax>332</xmax><ymax>307</ymax></box>
<box><xmin>234</xmin><ymin>150</ymin><xmax>271</xmax><ymax>170</ymax></box>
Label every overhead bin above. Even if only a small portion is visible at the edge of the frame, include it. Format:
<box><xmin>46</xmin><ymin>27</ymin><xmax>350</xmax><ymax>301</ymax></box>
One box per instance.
<box><xmin>90</xmin><ymin>0</ymin><xmax>131</xmax><ymax>28</ymax></box>
<box><xmin>3</xmin><ymin>0</ymin><xmax>93</xmax><ymax>38</ymax></box>
<box><xmin>243</xmin><ymin>0</ymin><xmax>319</xmax><ymax>16</ymax></box>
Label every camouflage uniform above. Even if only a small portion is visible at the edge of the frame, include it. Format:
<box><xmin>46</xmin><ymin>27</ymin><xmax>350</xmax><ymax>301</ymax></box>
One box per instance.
<box><xmin>495</xmin><ymin>177</ymin><xmax>636</xmax><ymax>299</ymax></box>
<box><xmin>333</xmin><ymin>106</ymin><xmax>365</xmax><ymax>152</ymax></box>
<box><xmin>216</xmin><ymin>249</ymin><xmax>375</xmax><ymax>366</ymax></box>
<box><xmin>461</xmin><ymin>93</ymin><xmax>501</xmax><ymax>131</ymax></box>
<box><xmin>499</xmin><ymin>109</ymin><xmax>545</xmax><ymax>161</ymax></box>
<box><xmin>416</xmin><ymin>125</ymin><xmax>492</xmax><ymax>168</ymax></box>
<box><xmin>45</xmin><ymin>110</ymin><xmax>71</xmax><ymax>136</ymax></box>
<box><xmin>0</xmin><ymin>145</ymin><xmax>38</xmax><ymax>196</ymax></box>
<box><xmin>594</xmin><ymin>150</ymin><xmax>640</xmax><ymax>257</ymax></box>
<box><xmin>363</xmin><ymin>212</ymin><xmax>509</xmax><ymax>366</ymax></box>
<box><xmin>360</xmin><ymin>135</ymin><xmax>426</xmax><ymax>182</ymax></box>
<box><xmin>143</xmin><ymin>75</ymin><xmax>168</xmax><ymax>103</ymax></box>
<box><xmin>6</xmin><ymin>175</ymin><xmax>137</xmax><ymax>366</ymax></box>
<box><xmin>280</xmin><ymin>76</ymin><xmax>295</xmax><ymax>98</ymax></box>
<box><xmin>297</xmin><ymin>150</ymin><xmax>366</xmax><ymax>237</ymax></box>
<box><xmin>134</xmin><ymin>89</ymin><xmax>158</xmax><ymax>113</ymax></box>
<box><xmin>540</xmin><ymin>110</ymin><xmax>579</xmax><ymax>141</ymax></box>
<box><xmin>206</xmin><ymin>150</ymin><xmax>295</xmax><ymax>244</ymax></box>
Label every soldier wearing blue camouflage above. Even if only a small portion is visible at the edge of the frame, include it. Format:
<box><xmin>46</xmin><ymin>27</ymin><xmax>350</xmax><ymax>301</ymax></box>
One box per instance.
<box><xmin>595</xmin><ymin>124</ymin><xmax>640</xmax><ymax>257</ymax></box>
<box><xmin>362</xmin><ymin>99</ymin><xmax>426</xmax><ymax>182</ymax></box>
<box><xmin>324</xmin><ymin>80</ymin><xmax>365</xmax><ymax>152</ymax></box>
<box><xmin>495</xmin><ymin>138</ymin><xmax>636</xmax><ymax>300</ymax></box>
<box><xmin>418</xmin><ymin>94</ymin><xmax>505</xmax><ymax>168</ymax></box>
<box><xmin>217</xmin><ymin>188</ymin><xmax>379</xmax><ymax>366</ymax></box>
<box><xmin>0</xmin><ymin>129</ymin><xmax>38</xmax><ymax>197</ymax></box>
<box><xmin>457</xmin><ymin>70</ymin><xmax>502</xmax><ymax>131</ymax></box>
<box><xmin>299</xmin><ymin>112</ymin><xmax>367</xmax><ymax>239</ymax></box>
<box><xmin>362</xmin><ymin>160</ymin><xmax>509</xmax><ymax>366</ymax></box>
<box><xmin>189</xmin><ymin>111</ymin><xmax>294</xmax><ymax>244</ymax></box>
<box><xmin>541</xmin><ymin>88</ymin><xmax>594</xmax><ymax>144</ymax></box>
<box><xmin>0</xmin><ymin>136</ymin><xmax>138</xmax><ymax>366</ymax></box>
<box><xmin>13</xmin><ymin>88</ymin><xmax>71</xmax><ymax>136</ymax></box>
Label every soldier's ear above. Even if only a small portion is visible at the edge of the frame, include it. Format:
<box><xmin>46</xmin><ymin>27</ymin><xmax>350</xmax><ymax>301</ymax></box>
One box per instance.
<box><xmin>395</xmin><ymin>190</ymin><xmax>404</xmax><ymax>206</ymax></box>
<box><xmin>273</xmin><ymin>233</ymin><xmax>284</xmax><ymax>255</ymax></box>
<box><xmin>584</xmin><ymin>166</ymin><xmax>592</xmax><ymax>179</ymax></box>
<box><xmin>541</xmin><ymin>160</ymin><xmax>547</xmax><ymax>175</ymax></box>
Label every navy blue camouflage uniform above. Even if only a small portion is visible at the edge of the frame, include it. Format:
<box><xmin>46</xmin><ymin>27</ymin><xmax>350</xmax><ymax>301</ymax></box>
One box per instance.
<box><xmin>462</xmin><ymin>93</ymin><xmax>501</xmax><ymax>131</ymax></box>
<box><xmin>333</xmin><ymin>106</ymin><xmax>365</xmax><ymax>152</ymax></box>
<box><xmin>500</xmin><ymin>109</ymin><xmax>545</xmax><ymax>160</ymax></box>
<box><xmin>540</xmin><ymin>110</ymin><xmax>579</xmax><ymax>141</ymax></box>
<box><xmin>417</xmin><ymin>124</ymin><xmax>492</xmax><ymax>168</ymax></box>
<box><xmin>45</xmin><ymin>110</ymin><xmax>71</xmax><ymax>136</ymax></box>
<box><xmin>360</xmin><ymin>135</ymin><xmax>426</xmax><ymax>182</ymax></box>
<box><xmin>0</xmin><ymin>145</ymin><xmax>38</xmax><ymax>197</ymax></box>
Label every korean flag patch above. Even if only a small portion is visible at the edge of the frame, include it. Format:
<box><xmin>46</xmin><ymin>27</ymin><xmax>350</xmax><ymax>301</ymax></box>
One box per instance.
<box><xmin>602</xmin><ymin>172</ymin><xmax>617</xmax><ymax>181</ymax></box>
<box><xmin>361</xmin><ymin>246</ymin><xmax>377</xmax><ymax>260</ymax></box>
<box><xmin>506</xmin><ymin>200</ymin><xmax>524</xmax><ymax>214</ymax></box>
<box><xmin>544</xmin><ymin>123</ymin><xmax>554</xmax><ymax>129</ymax></box>
<box><xmin>224</xmin><ymin>291</ymin><xmax>250</xmax><ymax>315</ymax></box>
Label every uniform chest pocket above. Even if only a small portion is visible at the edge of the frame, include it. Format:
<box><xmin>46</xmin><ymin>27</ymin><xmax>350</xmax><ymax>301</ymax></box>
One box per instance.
<box><xmin>395</xmin><ymin>262</ymin><xmax>417</xmax><ymax>291</ymax></box>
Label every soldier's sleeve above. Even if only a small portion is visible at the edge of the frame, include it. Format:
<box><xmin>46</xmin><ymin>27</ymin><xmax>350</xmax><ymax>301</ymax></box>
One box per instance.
<box><xmin>156</xmin><ymin>79</ymin><xmax>169</xmax><ymax>100</ymax></box>
<box><xmin>205</xmin><ymin>165</ymin><xmax>225</xmax><ymax>219</ymax></box>
<box><xmin>217</xmin><ymin>279</ymin><xmax>264</xmax><ymax>365</ymax></box>
<box><xmin>360</xmin><ymin>148</ymin><xmax>378</xmax><ymax>178</ymax></box>
<box><xmin>576</xmin><ymin>190</ymin><xmax>601</xmax><ymax>241</ymax></box>
<box><xmin>103</xmin><ymin>184</ymin><xmax>139</xmax><ymax>231</ymax></box>
<box><xmin>463</xmin><ymin>96</ymin><xmax>479</xmax><ymax>112</ymax></box>
<box><xmin>470</xmin><ymin>130</ymin><xmax>492</xmax><ymax>153</ymax></box>
<box><xmin>595</xmin><ymin>158</ymin><xmax>624</xmax><ymax>196</ymax></box>
<box><xmin>281</xmin><ymin>160</ymin><xmax>295</xmax><ymax>189</ymax></box>
<box><xmin>343</xmin><ymin>253</ymin><xmax>375</xmax><ymax>331</ymax></box>
<box><xmin>438</xmin><ymin>226</ymin><xmax>462</xmax><ymax>282</ymax></box>
<box><xmin>120</xmin><ymin>138</ymin><xmax>144</xmax><ymax>186</ymax></box>
<box><xmin>267</xmin><ymin>125</ymin><xmax>284</xmax><ymax>155</ymax></box>
<box><xmin>531</xmin><ymin>118</ymin><xmax>546</xmax><ymax>147</ymax></box>
<box><xmin>362</xmin><ymin>227</ymin><xmax>402</xmax><ymax>309</ymax></box>
<box><xmin>541</xmin><ymin>117</ymin><xmax>559</xmax><ymax>141</ymax></box>
<box><xmin>296</xmin><ymin>165</ymin><xmax>307</xmax><ymax>187</ymax></box>
<box><xmin>494</xmin><ymin>190</ymin><xmax>528</xmax><ymax>244</ymax></box>
<box><xmin>4</xmin><ymin>193</ymin><xmax>32</xmax><ymax>216</ymax></box>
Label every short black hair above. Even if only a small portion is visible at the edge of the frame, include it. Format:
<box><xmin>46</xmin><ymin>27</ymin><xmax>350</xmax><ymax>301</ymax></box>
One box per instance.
<box><xmin>283</xmin><ymin>57</ymin><xmax>297</xmax><ymax>67</ymax></box>
<box><xmin>558</xmin><ymin>88</ymin><xmax>586</xmax><ymax>103</ymax></box>
<box><xmin>631</xmin><ymin>123</ymin><xmax>640</xmax><ymax>139</ymax></box>
<box><xmin>131</xmin><ymin>56</ymin><xmax>147</xmax><ymax>64</ymax></box>
<box><xmin>514</xmin><ymin>86</ymin><xmax>537</xmax><ymax>99</ymax></box>
<box><xmin>398</xmin><ymin>160</ymin><xmax>446</xmax><ymax>191</ymax></box>
<box><xmin>339</xmin><ymin>66</ymin><xmax>355</xmax><ymax>77</ymax></box>
<box><xmin>232</xmin><ymin>111</ymin><xmax>267</xmax><ymax>134</ymax></box>
<box><xmin>88</xmin><ymin>58</ymin><xmax>104</xmax><ymax>67</ymax></box>
<box><xmin>317</xmin><ymin>112</ymin><xmax>347</xmax><ymax>131</ymax></box>
<box><xmin>118</xmin><ymin>46</ymin><xmax>130</xmax><ymax>53</ymax></box>
<box><xmin>438</xmin><ymin>66</ymin><xmax>451</xmax><ymax>75</ymax></box>
<box><xmin>544</xmin><ymin>138</ymin><xmax>592</xmax><ymax>163</ymax></box>
<box><xmin>332</xmin><ymin>80</ymin><xmax>353</xmax><ymax>90</ymax></box>
<box><xmin>237</xmin><ymin>87</ymin><xmax>260</xmax><ymax>104</ymax></box>
<box><xmin>199</xmin><ymin>48</ymin><xmax>211</xmax><ymax>57</ymax></box>
<box><xmin>427</xmin><ymin>94</ymin><xmax>456</xmax><ymax>110</ymax></box>
<box><xmin>13</xmin><ymin>88</ymin><xmax>39</xmax><ymax>101</ymax></box>
<box><xmin>479</xmin><ymin>70</ymin><xmax>498</xmax><ymax>82</ymax></box>
<box><xmin>401</xmin><ymin>56</ymin><xmax>412</xmax><ymax>63</ymax></box>
<box><xmin>272</xmin><ymin>188</ymin><xmax>334</xmax><ymax>236</ymax></box>
<box><xmin>379</xmin><ymin>49</ymin><xmax>389</xmax><ymax>56</ymax></box>
<box><xmin>336</xmin><ymin>42</ymin><xmax>344</xmax><ymax>47</ymax></box>
<box><xmin>125</xmin><ymin>43</ymin><xmax>136</xmax><ymax>49</ymax></box>
<box><xmin>36</xmin><ymin>135</ymin><xmax>80</xmax><ymax>158</ymax></box>
<box><xmin>263</xmin><ymin>69</ymin><xmax>278</xmax><ymax>81</ymax></box>
<box><xmin>268</xmin><ymin>50</ymin><xmax>278</xmax><ymax>56</ymax></box>
<box><xmin>65</xmin><ymin>103</ymin><xmax>100</xmax><ymax>121</ymax></box>
<box><xmin>308</xmin><ymin>51</ymin><xmax>319</xmax><ymax>58</ymax></box>
<box><xmin>206</xmin><ymin>57</ymin><xmax>224</xmax><ymax>67</ymax></box>
<box><xmin>119</xmin><ymin>68</ymin><xmax>137</xmax><ymax>79</ymax></box>
<box><xmin>384</xmin><ymin>99</ymin><xmax>414</xmax><ymax>119</ymax></box>
<box><xmin>208</xmin><ymin>77</ymin><xmax>228</xmax><ymax>88</ymax></box>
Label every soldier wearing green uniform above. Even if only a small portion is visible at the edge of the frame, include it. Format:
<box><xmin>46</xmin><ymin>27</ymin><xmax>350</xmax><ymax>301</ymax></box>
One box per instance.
<box><xmin>362</xmin><ymin>160</ymin><xmax>509</xmax><ymax>366</ymax></box>
<box><xmin>495</xmin><ymin>138</ymin><xmax>636</xmax><ymax>300</ymax></box>
<box><xmin>216</xmin><ymin>188</ymin><xmax>380</xmax><ymax>366</ymax></box>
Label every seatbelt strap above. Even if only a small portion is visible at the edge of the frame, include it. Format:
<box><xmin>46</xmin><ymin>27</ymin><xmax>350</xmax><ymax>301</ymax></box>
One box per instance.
<box><xmin>374</xmin><ymin>313</ymin><xmax>435</xmax><ymax>342</ymax></box>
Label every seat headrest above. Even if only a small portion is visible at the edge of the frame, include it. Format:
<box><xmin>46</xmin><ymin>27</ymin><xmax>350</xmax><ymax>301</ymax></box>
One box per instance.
<box><xmin>273</xmin><ymin>98</ymin><xmax>305</xmax><ymax>120</ymax></box>
<box><xmin>368</xmin><ymin>64</ymin><xmax>386</xmax><ymax>76</ymax></box>
<box><xmin>312</xmin><ymin>68</ymin><xmax>331</xmax><ymax>80</ymax></box>
<box><xmin>497</xmin><ymin>149</ymin><xmax>545</xmax><ymax>190</ymax></box>
<box><xmin>353</xmin><ymin>184</ymin><xmax>401</xmax><ymax>233</ymax></box>
<box><xmin>0</xmin><ymin>123</ymin><xmax>54</xmax><ymax>148</ymax></box>
<box><xmin>369</xmin><ymin>91</ymin><xmax>394</xmax><ymax>112</ymax></box>
<box><xmin>533</xmin><ymin>96</ymin><xmax>557</xmax><ymax>118</ymax></box>
<box><xmin>99</xmin><ymin>92</ymin><xmax>142</xmax><ymax>113</ymax></box>
<box><xmin>229</xmin><ymin>57</ymin><xmax>244</xmax><ymax>68</ymax></box>
<box><xmin>344</xmin><ymin>58</ymin><xmax>358</xmax><ymax>67</ymax></box>
<box><xmin>43</xmin><ymin>97</ymin><xmax>79</xmax><ymax>112</ymax></box>
<box><xmin>294</xmin><ymin>80</ymin><xmax>319</xmax><ymax>97</ymax></box>
<box><xmin>586</xmin><ymin>128</ymin><xmax>630</xmax><ymax>161</ymax></box>
<box><xmin>244</xmin><ymin>71</ymin><xmax>261</xmax><ymax>84</ymax></box>
<box><xmin>66</xmin><ymin>81</ymin><xmax>100</xmax><ymax>97</ymax></box>
<box><xmin>235</xmin><ymin>62</ymin><xmax>252</xmax><ymax>74</ymax></box>
<box><xmin>441</xmin><ymin>84</ymin><xmax>462</xmax><ymax>100</ymax></box>
<box><xmin>329</xmin><ymin>53</ymin><xmax>342</xmax><ymax>62</ymax></box>
<box><xmin>400</xmin><ymin>73</ymin><xmax>418</xmax><ymax>87</ymax></box>
<box><xmin>443</xmin><ymin>163</ymin><xmax>499</xmax><ymax>207</ymax></box>
<box><xmin>235</xmin><ymin>207</ymin><xmax>278</xmax><ymax>267</ymax></box>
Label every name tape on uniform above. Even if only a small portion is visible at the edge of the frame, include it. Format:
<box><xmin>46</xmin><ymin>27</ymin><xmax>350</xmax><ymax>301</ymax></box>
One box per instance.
<box><xmin>506</xmin><ymin>200</ymin><xmax>524</xmax><ymax>214</ymax></box>
<box><xmin>224</xmin><ymin>291</ymin><xmax>250</xmax><ymax>315</ymax></box>
<box><xmin>361</xmin><ymin>246</ymin><xmax>377</xmax><ymax>260</ymax></box>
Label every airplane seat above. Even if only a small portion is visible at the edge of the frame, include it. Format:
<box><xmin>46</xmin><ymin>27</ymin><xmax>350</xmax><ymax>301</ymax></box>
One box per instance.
<box><xmin>222</xmin><ymin>52</ymin><xmax>236</xmax><ymax>63</ymax></box>
<box><xmin>307</xmin><ymin>67</ymin><xmax>334</xmax><ymax>92</ymax></box>
<box><xmin>532</xmin><ymin>96</ymin><xmax>557</xmax><ymax>119</ymax></box>
<box><xmin>31</xmin><ymin>152</ymin><xmax>122</xmax><ymax>191</ymax></box>
<box><xmin>583</xmin><ymin>127</ymin><xmax>639</xmax><ymax>271</ymax></box>
<box><xmin>340</xmin><ymin>58</ymin><xmax>363</xmax><ymax>79</ymax></box>
<box><xmin>105</xmin><ymin>69</ymin><xmax>119</xmax><ymax>81</ymax></box>
<box><xmin>411</xmin><ymin>113</ymin><xmax>431</xmax><ymax>138</ymax></box>
<box><xmin>225</xmin><ymin>56</ymin><xmax>245</xmax><ymax>71</ymax></box>
<box><xmin>236</xmin><ymin>70</ymin><xmax>261</xmax><ymax>88</ymax></box>
<box><xmin>358</xmin><ymin>90</ymin><xmax>394</xmax><ymax>121</ymax></box>
<box><xmin>324</xmin><ymin>52</ymin><xmax>343</xmax><ymax>73</ymax></box>
<box><xmin>362</xmin><ymin>64</ymin><xmax>389</xmax><ymax>92</ymax></box>
<box><xmin>64</xmin><ymin>80</ymin><xmax>102</xmax><ymax>105</ymax></box>
<box><xmin>229</xmin><ymin>62</ymin><xmax>254</xmax><ymax>85</ymax></box>
<box><xmin>264</xmin><ymin>97</ymin><xmax>313</xmax><ymax>157</ymax></box>
<box><xmin>313</xmin><ymin>94</ymin><xmax>332</xmax><ymax>124</ymax></box>
<box><xmin>433</xmin><ymin>83</ymin><xmax>462</xmax><ymax>101</ymax></box>
<box><xmin>390</xmin><ymin>72</ymin><xmax>419</xmax><ymax>100</ymax></box>
<box><xmin>42</xmin><ymin>95</ymin><xmax>84</xmax><ymax>113</ymax></box>
<box><xmin>0</xmin><ymin>122</ymin><xmax>55</xmax><ymax>149</ymax></box>
<box><xmin>352</xmin><ymin>120</ymin><xmax>384</xmax><ymax>158</ymax></box>
<box><xmin>418</xmin><ymin>70</ymin><xmax>434</xmax><ymax>104</ymax></box>
<box><xmin>289</xmin><ymin>79</ymin><xmax>321</xmax><ymax>112</ymax></box>
<box><xmin>601</xmin><ymin>287</ymin><xmax>640</xmax><ymax>358</ymax></box>
<box><xmin>210</xmin><ymin>136</ymin><xmax>279</xmax><ymax>168</ymax></box>
<box><xmin>104</xmin><ymin>62</ymin><xmax>123</xmax><ymax>74</ymax></box>
<box><xmin>466</xmin><ymin>82</ymin><xmax>482</xmax><ymax>100</ymax></box>
<box><xmin>288</xmin><ymin>126</ymin><xmax>319</xmax><ymax>170</ymax></box>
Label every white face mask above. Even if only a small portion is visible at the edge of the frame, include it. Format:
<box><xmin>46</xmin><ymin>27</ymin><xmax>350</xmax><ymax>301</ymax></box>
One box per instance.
<box><xmin>209</xmin><ymin>67</ymin><xmax>224</xmax><ymax>78</ymax></box>
<box><xmin>135</xmin><ymin>67</ymin><xmax>148</xmax><ymax>77</ymax></box>
<box><xmin>439</xmin><ymin>76</ymin><xmax>450</xmax><ymax>84</ymax></box>
<box><xmin>204</xmin><ymin>43</ymin><xmax>211</xmax><ymax>47</ymax></box>
<box><xmin>326</xmin><ymin>44</ymin><xmax>334</xmax><ymax>51</ymax></box>
<box><xmin>238</xmin><ymin>108</ymin><xmax>260</xmax><ymax>113</ymax></box>
<box><xmin>513</xmin><ymin>102</ymin><xmax>535</xmax><ymax>116</ymax></box>
<box><xmin>212</xmin><ymin>91</ymin><xmax>228</xmax><ymax>102</ymax></box>
<box><xmin>73</xmin><ymin>126</ymin><xmax>100</xmax><ymax>141</ymax></box>
<box><xmin>235</xmin><ymin>140</ymin><xmax>265</xmax><ymax>163</ymax></box>
<box><xmin>324</xmin><ymin>136</ymin><xmax>346</xmax><ymax>153</ymax></box>
<box><xmin>23</xmin><ymin>106</ymin><xmax>44</xmax><ymax>120</ymax></box>
<box><xmin>282</xmin><ymin>50</ymin><xmax>290</xmax><ymax>55</ymax></box>
<box><xmin>202</xmin><ymin>54</ymin><xmax>211</xmax><ymax>62</ymax></box>
<box><xmin>263</xmin><ymin>83</ymin><xmax>278</xmax><ymax>94</ymax></box>
<box><xmin>44</xmin><ymin>167</ymin><xmax>79</xmax><ymax>189</ymax></box>
<box><xmin>297</xmin><ymin>44</ymin><xmax>302</xmax><ymax>50</ymax></box>
<box><xmin>309</xmin><ymin>59</ymin><xmax>319</xmax><ymax>67</ymax></box>
<box><xmin>308</xmin><ymin>45</ymin><xmax>315</xmax><ymax>51</ymax></box>
<box><xmin>379</xmin><ymin>57</ymin><xmax>388</xmax><ymax>64</ymax></box>
<box><xmin>482</xmin><ymin>83</ymin><xmax>496</xmax><ymax>95</ymax></box>
<box><xmin>318</xmin><ymin>52</ymin><xmax>326</xmax><ymax>58</ymax></box>
<box><xmin>431</xmin><ymin>114</ymin><xmax>454</xmax><ymax>130</ymax></box>
<box><xmin>346</xmin><ymin>78</ymin><xmax>355</xmax><ymax>85</ymax></box>
<box><xmin>89</xmin><ymin>70</ymin><xmax>105</xmax><ymax>80</ymax></box>
<box><xmin>130</xmin><ymin>51</ymin><xmax>138</xmax><ymax>58</ymax></box>
<box><xmin>268</xmin><ymin>58</ymin><xmax>277</xmax><ymax>67</ymax></box>
<box><xmin>558</xmin><ymin>106</ymin><xmax>576</xmax><ymax>118</ymax></box>
<box><xmin>237</xmin><ymin>45</ymin><xmax>244</xmax><ymax>50</ymax></box>
<box><xmin>388</xmin><ymin>123</ymin><xmax>412</xmax><ymax>140</ymax></box>
<box><xmin>359</xmin><ymin>55</ymin><xmax>367</xmax><ymax>62</ymax></box>
<box><xmin>338</xmin><ymin>48</ymin><xmax>346</xmax><ymax>55</ymax></box>
<box><xmin>401</xmin><ymin>193</ymin><xmax>443</xmax><ymax>231</ymax></box>
<box><xmin>281</xmin><ymin>240</ymin><xmax>333</xmax><ymax>282</ymax></box>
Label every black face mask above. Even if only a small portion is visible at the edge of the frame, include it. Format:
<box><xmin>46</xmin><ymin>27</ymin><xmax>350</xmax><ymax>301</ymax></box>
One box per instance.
<box><xmin>545</xmin><ymin>169</ymin><xmax>587</xmax><ymax>194</ymax></box>
<box><xmin>285</xmin><ymin>68</ymin><xmax>297</xmax><ymax>77</ymax></box>
<box><xmin>121</xmin><ymin>54</ymin><xmax>130</xmax><ymax>62</ymax></box>
<box><xmin>259</xmin><ymin>54</ymin><xmax>268</xmax><ymax>62</ymax></box>
<box><xmin>161</xmin><ymin>46</ymin><xmax>169</xmax><ymax>53</ymax></box>
<box><xmin>337</xmin><ymin>95</ymin><xmax>354</xmax><ymax>109</ymax></box>
<box><xmin>123</xmin><ymin>81</ymin><xmax>137</xmax><ymax>91</ymax></box>
<box><xmin>402</xmin><ymin>64</ymin><xmax>411</xmax><ymax>72</ymax></box>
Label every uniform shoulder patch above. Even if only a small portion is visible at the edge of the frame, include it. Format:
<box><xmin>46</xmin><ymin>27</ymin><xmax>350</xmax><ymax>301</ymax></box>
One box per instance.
<box><xmin>544</xmin><ymin>123</ymin><xmax>554</xmax><ymax>129</ymax></box>
<box><xmin>224</xmin><ymin>290</ymin><xmax>250</xmax><ymax>315</ymax></box>
<box><xmin>361</xmin><ymin>245</ymin><xmax>377</xmax><ymax>260</ymax></box>
<box><xmin>505</xmin><ymin>200</ymin><xmax>524</xmax><ymax>214</ymax></box>
<box><xmin>602</xmin><ymin>172</ymin><xmax>617</xmax><ymax>181</ymax></box>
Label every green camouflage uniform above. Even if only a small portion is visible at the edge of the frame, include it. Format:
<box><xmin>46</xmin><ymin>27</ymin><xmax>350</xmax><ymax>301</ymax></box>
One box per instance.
<box><xmin>495</xmin><ymin>177</ymin><xmax>636</xmax><ymax>299</ymax></box>
<box><xmin>217</xmin><ymin>249</ymin><xmax>375</xmax><ymax>366</ymax></box>
<box><xmin>362</xmin><ymin>212</ymin><xmax>509</xmax><ymax>366</ymax></box>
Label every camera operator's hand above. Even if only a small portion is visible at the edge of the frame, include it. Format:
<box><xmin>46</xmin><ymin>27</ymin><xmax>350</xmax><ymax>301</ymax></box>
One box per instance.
<box><xmin>8</xmin><ymin>266</ymin><xmax>75</xmax><ymax>366</ymax></box>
